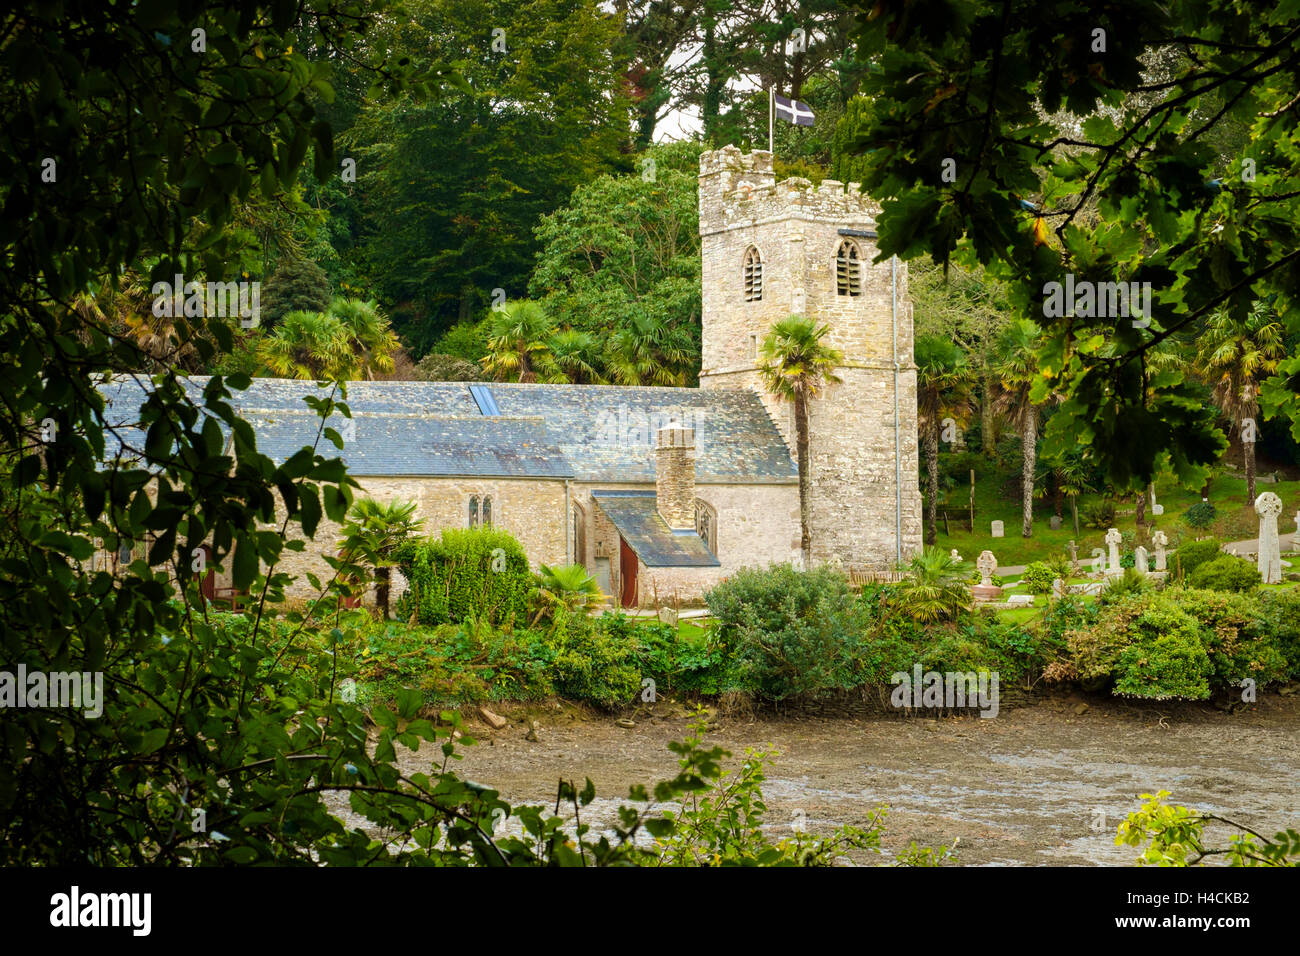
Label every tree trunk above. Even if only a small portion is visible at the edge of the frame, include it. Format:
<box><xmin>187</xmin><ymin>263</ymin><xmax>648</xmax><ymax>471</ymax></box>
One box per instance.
<box><xmin>981</xmin><ymin>367</ymin><xmax>997</xmax><ymax>458</ymax></box>
<box><xmin>1244</xmin><ymin>431</ymin><xmax>1257</xmax><ymax>505</ymax></box>
<box><xmin>1134</xmin><ymin>490</ymin><xmax>1146</xmax><ymax>540</ymax></box>
<box><xmin>925</xmin><ymin>424</ymin><xmax>939</xmax><ymax>546</ymax></box>
<box><xmin>795</xmin><ymin>391</ymin><xmax>812</xmax><ymax>568</ymax></box>
<box><xmin>1071</xmin><ymin>494</ymin><xmax>1080</xmax><ymax>537</ymax></box>
<box><xmin>1021</xmin><ymin>405</ymin><xmax>1037</xmax><ymax>538</ymax></box>
<box><xmin>1052</xmin><ymin>471</ymin><xmax>1063</xmax><ymax>518</ymax></box>
<box><xmin>375</xmin><ymin>566</ymin><xmax>391</xmax><ymax>619</ymax></box>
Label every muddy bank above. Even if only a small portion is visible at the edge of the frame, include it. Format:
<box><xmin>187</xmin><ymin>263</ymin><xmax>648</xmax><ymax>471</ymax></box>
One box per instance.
<box><xmin>395</xmin><ymin>691</ymin><xmax>1300</xmax><ymax>865</ymax></box>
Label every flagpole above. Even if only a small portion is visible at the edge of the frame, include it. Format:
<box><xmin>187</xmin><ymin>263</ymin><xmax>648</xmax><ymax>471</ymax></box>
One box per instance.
<box><xmin>769</xmin><ymin>86</ymin><xmax>775</xmax><ymax>155</ymax></box>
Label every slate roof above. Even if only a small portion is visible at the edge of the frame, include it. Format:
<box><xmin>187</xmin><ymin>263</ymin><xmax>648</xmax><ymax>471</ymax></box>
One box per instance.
<box><xmin>96</xmin><ymin>376</ymin><xmax>797</xmax><ymax>483</ymax></box>
<box><xmin>591</xmin><ymin>491</ymin><xmax>720</xmax><ymax>567</ymax></box>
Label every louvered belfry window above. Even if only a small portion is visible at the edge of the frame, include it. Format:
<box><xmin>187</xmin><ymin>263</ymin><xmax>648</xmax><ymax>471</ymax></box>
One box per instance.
<box><xmin>836</xmin><ymin>240</ymin><xmax>862</xmax><ymax>296</ymax></box>
<box><xmin>743</xmin><ymin>246</ymin><xmax>763</xmax><ymax>301</ymax></box>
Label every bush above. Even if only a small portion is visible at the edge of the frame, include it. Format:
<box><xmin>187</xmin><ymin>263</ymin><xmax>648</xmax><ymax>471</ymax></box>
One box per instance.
<box><xmin>1114</xmin><ymin>629</ymin><xmax>1213</xmax><ymax>700</ymax></box>
<box><xmin>1252</xmin><ymin>590</ymin><xmax>1300</xmax><ymax>678</ymax></box>
<box><xmin>546</xmin><ymin>617</ymin><xmax>641</xmax><ymax>708</ymax></box>
<box><xmin>705</xmin><ymin>564</ymin><xmax>864</xmax><ymax>700</ymax></box>
<box><xmin>1172</xmin><ymin>538</ymin><xmax>1222</xmax><ymax>577</ymax></box>
<box><xmin>1183</xmin><ymin>500</ymin><xmax>1217</xmax><ymax>529</ymax></box>
<box><xmin>1081</xmin><ymin>500</ymin><xmax>1116</xmax><ymax>529</ymax></box>
<box><xmin>414</xmin><ymin>352</ymin><xmax>487</xmax><ymax>381</ymax></box>
<box><xmin>1189</xmin><ymin>555</ymin><xmax>1260</xmax><ymax>592</ymax></box>
<box><xmin>394</xmin><ymin>527</ymin><xmax>532</xmax><ymax>627</ymax></box>
<box><xmin>1099</xmin><ymin>567</ymin><xmax>1149</xmax><ymax>604</ymax></box>
<box><xmin>1020</xmin><ymin>561</ymin><xmax>1056</xmax><ymax>595</ymax></box>
<box><xmin>1174</xmin><ymin>589</ymin><xmax>1287</xmax><ymax>690</ymax></box>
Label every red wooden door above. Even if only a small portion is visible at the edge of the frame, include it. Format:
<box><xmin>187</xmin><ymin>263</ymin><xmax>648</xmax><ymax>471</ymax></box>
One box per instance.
<box><xmin>619</xmin><ymin>538</ymin><xmax>638</xmax><ymax>608</ymax></box>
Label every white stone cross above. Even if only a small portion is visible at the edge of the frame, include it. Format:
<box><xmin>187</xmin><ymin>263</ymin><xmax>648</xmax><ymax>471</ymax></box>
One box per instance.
<box><xmin>1256</xmin><ymin>492</ymin><xmax>1283</xmax><ymax>584</ymax></box>
<box><xmin>1152</xmin><ymin>530</ymin><xmax>1168</xmax><ymax>571</ymax></box>
<box><xmin>976</xmin><ymin>550</ymin><xmax>998</xmax><ymax>587</ymax></box>
<box><xmin>1105</xmin><ymin>527</ymin><xmax>1123</xmax><ymax>575</ymax></box>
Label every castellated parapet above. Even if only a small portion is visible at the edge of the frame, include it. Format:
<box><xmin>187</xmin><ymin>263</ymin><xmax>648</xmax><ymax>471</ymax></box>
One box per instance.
<box><xmin>697</xmin><ymin>145</ymin><xmax>922</xmax><ymax>572</ymax></box>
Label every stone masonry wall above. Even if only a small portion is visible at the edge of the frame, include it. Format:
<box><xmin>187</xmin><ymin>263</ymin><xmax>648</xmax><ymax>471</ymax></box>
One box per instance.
<box><xmin>571</xmin><ymin>480</ymin><xmax>799</xmax><ymax>606</ymax></box>
<box><xmin>697</xmin><ymin>145</ymin><xmax>923</xmax><ymax>571</ymax></box>
<box><xmin>269</xmin><ymin>475</ymin><xmax>568</xmax><ymax>605</ymax></box>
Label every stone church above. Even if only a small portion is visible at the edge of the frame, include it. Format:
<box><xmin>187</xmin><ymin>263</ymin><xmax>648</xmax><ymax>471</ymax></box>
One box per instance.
<box><xmin>102</xmin><ymin>146</ymin><xmax>922</xmax><ymax>607</ymax></box>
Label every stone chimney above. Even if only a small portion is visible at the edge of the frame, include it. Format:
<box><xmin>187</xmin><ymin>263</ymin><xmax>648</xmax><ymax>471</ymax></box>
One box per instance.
<box><xmin>655</xmin><ymin>423</ymin><xmax>696</xmax><ymax>530</ymax></box>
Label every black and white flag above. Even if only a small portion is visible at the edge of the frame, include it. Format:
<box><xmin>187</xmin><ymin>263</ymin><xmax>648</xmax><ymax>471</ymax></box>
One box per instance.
<box><xmin>773</xmin><ymin>93</ymin><xmax>815</xmax><ymax>126</ymax></box>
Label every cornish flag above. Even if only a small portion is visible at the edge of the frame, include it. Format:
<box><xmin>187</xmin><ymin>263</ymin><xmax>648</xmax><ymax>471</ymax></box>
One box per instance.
<box><xmin>773</xmin><ymin>93</ymin><xmax>815</xmax><ymax>126</ymax></box>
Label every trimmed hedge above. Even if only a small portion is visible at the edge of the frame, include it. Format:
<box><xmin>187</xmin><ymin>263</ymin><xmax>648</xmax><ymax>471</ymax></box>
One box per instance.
<box><xmin>1173</xmin><ymin>538</ymin><xmax>1222</xmax><ymax>578</ymax></box>
<box><xmin>393</xmin><ymin>527</ymin><xmax>532</xmax><ymax>628</ymax></box>
<box><xmin>1189</xmin><ymin>554</ymin><xmax>1260</xmax><ymax>592</ymax></box>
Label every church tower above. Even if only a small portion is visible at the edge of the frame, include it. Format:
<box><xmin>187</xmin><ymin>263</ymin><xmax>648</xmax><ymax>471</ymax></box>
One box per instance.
<box><xmin>697</xmin><ymin>145</ymin><xmax>922</xmax><ymax>572</ymax></box>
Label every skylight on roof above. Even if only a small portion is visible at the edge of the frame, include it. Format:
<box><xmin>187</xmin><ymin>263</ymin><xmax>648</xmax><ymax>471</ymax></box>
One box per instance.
<box><xmin>468</xmin><ymin>384</ymin><xmax>500</xmax><ymax>416</ymax></box>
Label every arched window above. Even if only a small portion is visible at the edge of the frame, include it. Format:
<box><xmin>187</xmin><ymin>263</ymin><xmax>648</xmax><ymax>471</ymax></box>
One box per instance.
<box><xmin>468</xmin><ymin>495</ymin><xmax>480</xmax><ymax>528</ymax></box>
<box><xmin>695</xmin><ymin>499</ymin><xmax>718</xmax><ymax>557</ymax></box>
<box><xmin>743</xmin><ymin>246</ymin><xmax>763</xmax><ymax>302</ymax></box>
<box><xmin>481</xmin><ymin>495</ymin><xmax>492</xmax><ymax>526</ymax></box>
<box><xmin>835</xmin><ymin>240</ymin><xmax>862</xmax><ymax>297</ymax></box>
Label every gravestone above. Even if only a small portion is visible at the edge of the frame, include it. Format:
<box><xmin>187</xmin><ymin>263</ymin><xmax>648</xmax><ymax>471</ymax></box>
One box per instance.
<box><xmin>1152</xmin><ymin>530</ymin><xmax>1168</xmax><ymax>571</ymax></box>
<box><xmin>973</xmin><ymin>550</ymin><xmax>1002</xmax><ymax>602</ymax></box>
<box><xmin>1067</xmin><ymin>540</ymin><xmax>1078</xmax><ymax>563</ymax></box>
<box><xmin>657</xmin><ymin>606</ymin><xmax>679</xmax><ymax>627</ymax></box>
<box><xmin>991</xmin><ymin>520</ymin><xmax>1005</xmax><ymax>538</ymax></box>
<box><xmin>1134</xmin><ymin>546</ymin><xmax>1149</xmax><ymax>573</ymax></box>
<box><xmin>1105</xmin><ymin>528</ymin><xmax>1123</xmax><ymax>576</ymax></box>
<box><xmin>950</xmin><ymin>549</ymin><xmax>961</xmax><ymax>563</ymax></box>
<box><xmin>1051</xmin><ymin>578</ymin><xmax>1065</xmax><ymax>599</ymax></box>
<box><xmin>1049</xmin><ymin>515</ymin><xmax>1061</xmax><ymax>530</ymax></box>
<box><xmin>1255</xmin><ymin>492</ymin><xmax>1283</xmax><ymax>585</ymax></box>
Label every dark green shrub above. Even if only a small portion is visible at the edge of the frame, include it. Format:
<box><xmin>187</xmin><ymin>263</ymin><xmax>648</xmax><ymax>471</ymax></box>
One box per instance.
<box><xmin>1189</xmin><ymin>555</ymin><xmax>1260</xmax><ymax>592</ymax></box>
<box><xmin>1099</xmin><ymin>567</ymin><xmax>1149</xmax><ymax>604</ymax></box>
<box><xmin>1252</xmin><ymin>590</ymin><xmax>1300</xmax><ymax>677</ymax></box>
<box><xmin>1020</xmin><ymin>561</ymin><xmax>1056</xmax><ymax>594</ymax></box>
<box><xmin>260</xmin><ymin>257</ymin><xmax>331</xmax><ymax>327</ymax></box>
<box><xmin>393</xmin><ymin>527</ymin><xmax>532</xmax><ymax>627</ymax></box>
<box><xmin>1114</xmin><ymin>629</ymin><xmax>1213</xmax><ymax>700</ymax></box>
<box><xmin>705</xmin><ymin>564</ymin><xmax>863</xmax><ymax>700</ymax></box>
<box><xmin>1183</xmin><ymin>500</ymin><xmax>1217</xmax><ymax>529</ymax></box>
<box><xmin>547</xmin><ymin>618</ymin><xmax>641</xmax><ymax>707</ymax></box>
<box><xmin>1172</xmin><ymin>538</ymin><xmax>1222</xmax><ymax>577</ymax></box>
<box><xmin>1173</xmin><ymin>588</ymin><xmax>1287</xmax><ymax>689</ymax></box>
<box><xmin>1082</xmin><ymin>500</ymin><xmax>1116</xmax><ymax>529</ymax></box>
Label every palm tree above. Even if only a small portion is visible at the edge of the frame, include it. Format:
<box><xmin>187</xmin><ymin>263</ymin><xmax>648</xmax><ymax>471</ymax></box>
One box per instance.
<box><xmin>1041</xmin><ymin>449</ymin><xmax>1093</xmax><ymax>537</ymax></box>
<box><xmin>530</xmin><ymin>563</ymin><xmax>607</xmax><ymax>631</ymax></box>
<box><xmin>915</xmin><ymin>336</ymin><xmax>976</xmax><ymax>545</ymax></box>
<box><xmin>481</xmin><ymin>300</ymin><xmax>557</xmax><ymax>383</ymax></box>
<box><xmin>337</xmin><ymin>498</ymin><xmax>423</xmax><ymax>619</ymax></box>
<box><xmin>889</xmin><ymin>547</ymin><xmax>972</xmax><ymax>623</ymax></box>
<box><xmin>758</xmin><ymin>315</ymin><xmax>843</xmax><ymax>568</ymax></box>
<box><xmin>326</xmin><ymin>297</ymin><xmax>400</xmax><ymax>379</ymax></box>
<box><xmin>1195</xmin><ymin>302</ymin><xmax>1286</xmax><ymax>504</ymax></box>
<box><xmin>548</xmin><ymin>328</ymin><xmax>606</xmax><ymax>384</ymax></box>
<box><xmin>605</xmin><ymin>312</ymin><xmax>693</xmax><ymax>386</ymax></box>
<box><xmin>993</xmin><ymin>318</ymin><xmax>1044</xmax><ymax>538</ymax></box>
<box><xmin>257</xmin><ymin>298</ymin><xmax>399</xmax><ymax>381</ymax></box>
